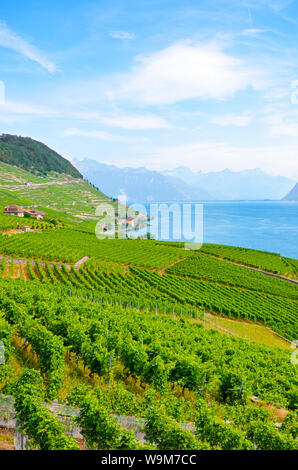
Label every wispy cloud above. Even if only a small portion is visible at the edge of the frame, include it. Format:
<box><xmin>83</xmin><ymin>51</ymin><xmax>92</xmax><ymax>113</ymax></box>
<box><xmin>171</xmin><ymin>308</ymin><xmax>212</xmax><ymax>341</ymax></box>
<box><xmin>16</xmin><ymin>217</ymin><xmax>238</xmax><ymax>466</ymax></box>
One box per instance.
<box><xmin>261</xmin><ymin>0</ymin><xmax>293</xmax><ymax>13</ymax></box>
<box><xmin>107</xmin><ymin>41</ymin><xmax>268</xmax><ymax>105</ymax></box>
<box><xmin>262</xmin><ymin>108</ymin><xmax>298</xmax><ymax>137</ymax></box>
<box><xmin>211</xmin><ymin>113</ymin><xmax>253</xmax><ymax>126</ymax></box>
<box><xmin>109</xmin><ymin>30</ymin><xmax>135</xmax><ymax>40</ymax></box>
<box><xmin>100</xmin><ymin>114</ymin><xmax>173</xmax><ymax>130</ymax></box>
<box><xmin>61</xmin><ymin>127</ymin><xmax>148</xmax><ymax>143</ymax></box>
<box><xmin>0</xmin><ymin>21</ymin><xmax>58</xmax><ymax>73</ymax></box>
<box><xmin>61</xmin><ymin>127</ymin><xmax>122</xmax><ymax>141</ymax></box>
<box><xmin>241</xmin><ymin>28</ymin><xmax>266</xmax><ymax>36</ymax></box>
<box><xmin>0</xmin><ymin>99</ymin><xmax>173</xmax><ymax>131</ymax></box>
<box><xmin>0</xmin><ymin>100</ymin><xmax>58</xmax><ymax>115</ymax></box>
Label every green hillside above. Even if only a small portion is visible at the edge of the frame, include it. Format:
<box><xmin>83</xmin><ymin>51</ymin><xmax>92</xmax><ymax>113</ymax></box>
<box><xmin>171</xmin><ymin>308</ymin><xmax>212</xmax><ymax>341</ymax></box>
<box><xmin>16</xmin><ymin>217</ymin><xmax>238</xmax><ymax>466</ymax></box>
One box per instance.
<box><xmin>0</xmin><ymin>161</ymin><xmax>112</xmax><ymax>230</ymax></box>
<box><xmin>0</xmin><ymin>160</ymin><xmax>297</xmax><ymax>451</ymax></box>
<box><xmin>0</xmin><ymin>134</ymin><xmax>82</xmax><ymax>178</ymax></box>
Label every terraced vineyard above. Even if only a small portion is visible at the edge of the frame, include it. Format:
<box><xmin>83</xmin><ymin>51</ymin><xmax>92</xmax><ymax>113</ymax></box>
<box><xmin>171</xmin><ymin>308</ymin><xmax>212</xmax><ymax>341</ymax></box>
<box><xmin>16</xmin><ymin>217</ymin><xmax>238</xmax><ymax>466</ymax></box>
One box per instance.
<box><xmin>200</xmin><ymin>244</ymin><xmax>296</xmax><ymax>278</ymax></box>
<box><xmin>0</xmin><ymin>277</ymin><xmax>297</xmax><ymax>450</ymax></box>
<box><xmin>0</xmin><ymin>161</ymin><xmax>117</xmax><ymax>231</ymax></box>
<box><xmin>0</xmin><ymin>157</ymin><xmax>297</xmax><ymax>451</ymax></box>
<box><xmin>0</xmin><ymin>161</ymin><xmax>64</xmax><ymax>185</ymax></box>
<box><xmin>0</xmin><ymin>230</ymin><xmax>190</xmax><ymax>268</ymax></box>
<box><xmin>0</xmin><ymin>212</ymin><xmax>54</xmax><ymax>231</ymax></box>
<box><xmin>1</xmin><ymin>248</ymin><xmax>297</xmax><ymax>340</ymax></box>
<box><xmin>284</xmin><ymin>257</ymin><xmax>298</xmax><ymax>276</ymax></box>
<box><xmin>167</xmin><ymin>253</ymin><xmax>298</xmax><ymax>300</ymax></box>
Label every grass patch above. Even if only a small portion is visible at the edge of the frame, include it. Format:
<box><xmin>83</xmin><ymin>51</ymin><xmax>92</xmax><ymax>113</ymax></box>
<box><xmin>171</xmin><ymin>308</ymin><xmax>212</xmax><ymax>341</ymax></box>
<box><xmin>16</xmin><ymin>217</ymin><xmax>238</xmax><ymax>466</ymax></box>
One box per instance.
<box><xmin>192</xmin><ymin>313</ymin><xmax>292</xmax><ymax>350</ymax></box>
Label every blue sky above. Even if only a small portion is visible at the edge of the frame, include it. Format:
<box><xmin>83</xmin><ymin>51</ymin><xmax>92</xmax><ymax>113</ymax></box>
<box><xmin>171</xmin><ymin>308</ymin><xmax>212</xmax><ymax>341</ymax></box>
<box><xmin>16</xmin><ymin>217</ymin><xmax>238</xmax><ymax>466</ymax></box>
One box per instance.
<box><xmin>0</xmin><ymin>0</ymin><xmax>298</xmax><ymax>179</ymax></box>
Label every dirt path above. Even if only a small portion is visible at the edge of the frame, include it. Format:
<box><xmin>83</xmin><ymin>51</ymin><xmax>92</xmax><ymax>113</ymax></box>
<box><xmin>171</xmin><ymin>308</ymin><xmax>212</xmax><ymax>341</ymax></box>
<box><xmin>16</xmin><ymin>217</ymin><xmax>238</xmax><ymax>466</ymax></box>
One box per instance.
<box><xmin>74</xmin><ymin>256</ymin><xmax>89</xmax><ymax>269</ymax></box>
<box><xmin>0</xmin><ymin>178</ymin><xmax>82</xmax><ymax>191</ymax></box>
<box><xmin>158</xmin><ymin>257</ymin><xmax>186</xmax><ymax>275</ymax></box>
<box><xmin>237</xmin><ymin>263</ymin><xmax>298</xmax><ymax>285</ymax></box>
<box><xmin>199</xmin><ymin>252</ymin><xmax>298</xmax><ymax>285</ymax></box>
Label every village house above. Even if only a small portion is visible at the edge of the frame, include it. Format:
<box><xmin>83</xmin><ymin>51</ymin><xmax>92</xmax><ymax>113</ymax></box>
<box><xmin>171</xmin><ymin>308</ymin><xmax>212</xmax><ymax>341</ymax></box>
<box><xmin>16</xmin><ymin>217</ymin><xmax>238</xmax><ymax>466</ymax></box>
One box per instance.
<box><xmin>126</xmin><ymin>216</ymin><xmax>135</xmax><ymax>227</ymax></box>
<box><xmin>3</xmin><ymin>205</ymin><xmax>46</xmax><ymax>219</ymax></box>
<box><xmin>23</xmin><ymin>208</ymin><xmax>46</xmax><ymax>220</ymax></box>
<box><xmin>3</xmin><ymin>205</ymin><xmax>24</xmax><ymax>217</ymax></box>
<box><xmin>21</xmin><ymin>225</ymin><xmax>31</xmax><ymax>232</ymax></box>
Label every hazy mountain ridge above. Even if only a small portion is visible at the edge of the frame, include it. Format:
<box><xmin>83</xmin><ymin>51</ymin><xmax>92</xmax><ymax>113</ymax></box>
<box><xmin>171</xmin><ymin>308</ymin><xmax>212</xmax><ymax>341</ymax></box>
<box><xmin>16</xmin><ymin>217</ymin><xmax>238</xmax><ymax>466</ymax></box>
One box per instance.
<box><xmin>283</xmin><ymin>183</ymin><xmax>298</xmax><ymax>201</ymax></box>
<box><xmin>74</xmin><ymin>159</ymin><xmax>295</xmax><ymax>202</ymax></box>
<box><xmin>74</xmin><ymin>159</ymin><xmax>213</xmax><ymax>202</ymax></box>
<box><xmin>162</xmin><ymin>167</ymin><xmax>294</xmax><ymax>200</ymax></box>
<box><xmin>0</xmin><ymin>133</ymin><xmax>292</xmax><ymax>202</ymax></box>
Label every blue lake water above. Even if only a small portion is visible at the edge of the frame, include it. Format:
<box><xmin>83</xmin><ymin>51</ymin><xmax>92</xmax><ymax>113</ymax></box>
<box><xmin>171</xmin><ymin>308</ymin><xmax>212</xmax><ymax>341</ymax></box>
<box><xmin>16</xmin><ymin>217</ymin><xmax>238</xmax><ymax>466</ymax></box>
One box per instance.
<box><xmin>133</xmin><ymin>201</ymin><xmax>298</xmax><ymax>259</ymax></box>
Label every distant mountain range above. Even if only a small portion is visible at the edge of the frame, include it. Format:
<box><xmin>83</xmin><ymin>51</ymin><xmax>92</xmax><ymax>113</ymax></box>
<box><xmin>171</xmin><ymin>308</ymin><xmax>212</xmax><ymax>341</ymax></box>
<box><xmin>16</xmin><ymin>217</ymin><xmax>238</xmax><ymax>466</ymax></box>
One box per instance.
<box><xmin>283</xmin><ymin>183</ymin><xmax>298</xmax><ymax>201</ymax></box>
<box><xmin>0</xmin><ymin>134</ymin><xmax>294</xmax><ymax>202</ymax></box>
<box><xmin>162</xmin><ymin>167</ymin><xmax>294</xmax><ymax>201</ymax></box>
<box><xmin>74</xmin><ymin>160</ymin><xmax>212</xmax><ymax>202</ymax></box>
<box><xmin>74</xmin><ymin>159</ymin><xmax>295</xmax><ymax>202</ymax></box>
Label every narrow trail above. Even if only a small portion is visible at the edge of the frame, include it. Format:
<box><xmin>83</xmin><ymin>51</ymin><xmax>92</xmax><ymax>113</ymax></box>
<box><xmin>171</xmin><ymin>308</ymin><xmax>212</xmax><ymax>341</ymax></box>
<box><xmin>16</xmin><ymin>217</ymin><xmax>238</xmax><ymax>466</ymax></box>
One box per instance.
<box><xmin>199</xmin><ymin>252</ymin><xmax>298</xmax><ymax>285</ymax></box>
<box><xmin>236</xmin><ymin>263</ymin><xmax>298</xmax><ymax>285</ymax></box>
<box><xmin>158</xmin><ymin>257</ymin><xmax>186</xmax><ymax>275</ymax></box>
<box><xmin>0</xmin><ymin>178</ymin><xmax>82</xmax><ymax>191</ymax></box>
<box><xmin>74</xmin><ymin>256</ymin><xmax>89</xmax><ymax>269</ymax></box>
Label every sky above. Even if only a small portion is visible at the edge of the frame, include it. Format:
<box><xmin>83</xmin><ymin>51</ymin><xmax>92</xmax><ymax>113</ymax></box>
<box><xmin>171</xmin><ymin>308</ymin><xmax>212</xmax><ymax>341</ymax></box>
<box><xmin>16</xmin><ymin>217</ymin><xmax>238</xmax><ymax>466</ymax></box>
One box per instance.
<box><xmin>0</xmin><ymin>0</ymin><xmax>298</xmax><ymax>179</ymax></box>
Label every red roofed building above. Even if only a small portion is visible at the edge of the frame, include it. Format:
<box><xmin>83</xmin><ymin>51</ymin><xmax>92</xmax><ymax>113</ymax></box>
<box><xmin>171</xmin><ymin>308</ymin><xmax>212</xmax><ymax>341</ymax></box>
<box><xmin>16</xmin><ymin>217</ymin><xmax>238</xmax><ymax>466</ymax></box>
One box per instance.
<box><xmin>3</xmin><ymin>205</ymin><xmax>46</xmax><ymax>219</ymax></box>
<box><xmin>23</xmin><ymin>208</ymin><xmax>46</xmax><ymax>220</ymax></box>
<box><xmin>21</xmin><ymin>226</ymin><xmax>31</xmax><ymax>232</ymax></box>
<box><xmin>3</xmin><ymin>205</ymin><xmax>24</xmax><ymax>217</ymax></box>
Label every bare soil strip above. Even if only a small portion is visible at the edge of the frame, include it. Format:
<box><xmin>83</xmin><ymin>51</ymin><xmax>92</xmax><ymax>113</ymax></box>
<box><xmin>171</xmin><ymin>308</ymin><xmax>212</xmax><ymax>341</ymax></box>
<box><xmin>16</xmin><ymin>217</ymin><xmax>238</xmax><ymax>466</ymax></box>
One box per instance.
<box><xmin>198</xmin><ymin>252</ymin><xmax>298</xmax><ymax>284</ymax></box>
<box><xmin>158</xmin><ymin>258</ymin><xmax>187</xmax><ymax>275</ymax></box>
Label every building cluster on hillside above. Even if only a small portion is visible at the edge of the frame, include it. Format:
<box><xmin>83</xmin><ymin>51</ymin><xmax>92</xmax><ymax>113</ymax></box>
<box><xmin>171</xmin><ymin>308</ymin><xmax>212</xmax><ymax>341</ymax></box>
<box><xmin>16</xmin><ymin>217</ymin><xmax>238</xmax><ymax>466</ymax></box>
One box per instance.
<box><xmin>116</xmin><ymin>215</ymin><xmax>135</xmax><ymax>227</ymax></box>
<box><xmin>3</xmin><ymin>205</ymin><xmax>46</xmax><ymax>220</ymax></box>
<box><xmin>21</xmin><ymin>225</ymin><xmax>31</xmax><ymax>232</ymax></box>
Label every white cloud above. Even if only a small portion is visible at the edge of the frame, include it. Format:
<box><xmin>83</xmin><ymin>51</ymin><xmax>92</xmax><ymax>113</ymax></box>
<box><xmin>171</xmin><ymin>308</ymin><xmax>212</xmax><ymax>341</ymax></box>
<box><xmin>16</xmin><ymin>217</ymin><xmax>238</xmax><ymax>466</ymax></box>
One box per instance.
<box><xmin>0</xmin><ymin>100</ymin><xmax>173</xmax><ymax>130</ymax></box>
<box><xmin>263</xmin><ymin>111</ymin><xmax>298</xmax><ymax>137</ymax></box>
<box><xmin>108</xmin><ymin>41</ymin><xmax>268</xmax><ymax>105</ymax></box>
<box><xmin>61</xmin><ymin>128</ymin><xmax>123</xmax><ymax>141</ymax></box>
<box><xmin>100</xmin><ymin>114</ymin><xmax>173</xmax><ymax>130</ymax></box>
<box><xmin>211</xmin><ymin>113</ymin><xmax>253</xmax><ymax>127</ymax></box>
<box><xmin>264</xmin><ymin>87</ymin><xmax>290</xmax><ymax>101</ymax></box>
<box><xmin>61</xmin><ymin>127</ymin><xmax>148</xmax><ymax>143</ymax></box>
<box><xmin>241</xmin><ymin>29</ymin><xmax>266</xmax><ymax>36</ymax></box>
<box><xmin>260</xmin><ymin>102</ymin><xmax>298</xmax><ymax>137</ymax></box>
<box><xmin>0</xmin><ymin>100</ymin><xmax>58</xmax><ymax>116</ymax></box>
<box><xmin>261</xmin><ymin>0</ymin><xmax>293</xmax><ymax>12</ymax></box>
<box><xmin>109</xmin><ymin>30</ymin><xmax>135</xmax><ymax>40</ymax></box>
<box><xmin>0</xmin><ymin>21</ymin><xmax>57</xmax><ymax>73</ymax></box>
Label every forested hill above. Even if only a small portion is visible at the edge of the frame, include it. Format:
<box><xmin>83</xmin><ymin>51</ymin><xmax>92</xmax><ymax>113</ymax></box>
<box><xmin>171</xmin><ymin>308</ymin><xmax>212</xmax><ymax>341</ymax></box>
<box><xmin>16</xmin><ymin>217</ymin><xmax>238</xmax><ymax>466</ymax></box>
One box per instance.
<box><xmin>0</xmin><ymin>134</ymin><xmax>82</xmax><ymax>178</ymax></box>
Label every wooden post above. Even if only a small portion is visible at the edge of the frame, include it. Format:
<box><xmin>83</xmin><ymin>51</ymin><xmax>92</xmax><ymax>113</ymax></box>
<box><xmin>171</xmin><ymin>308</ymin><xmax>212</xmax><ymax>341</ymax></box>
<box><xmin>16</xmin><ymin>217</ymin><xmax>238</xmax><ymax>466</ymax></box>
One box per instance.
<box><xmin>238</xmin><ymin>379</ymin><xmax>244</xmax><ymax>398</ymax></box>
